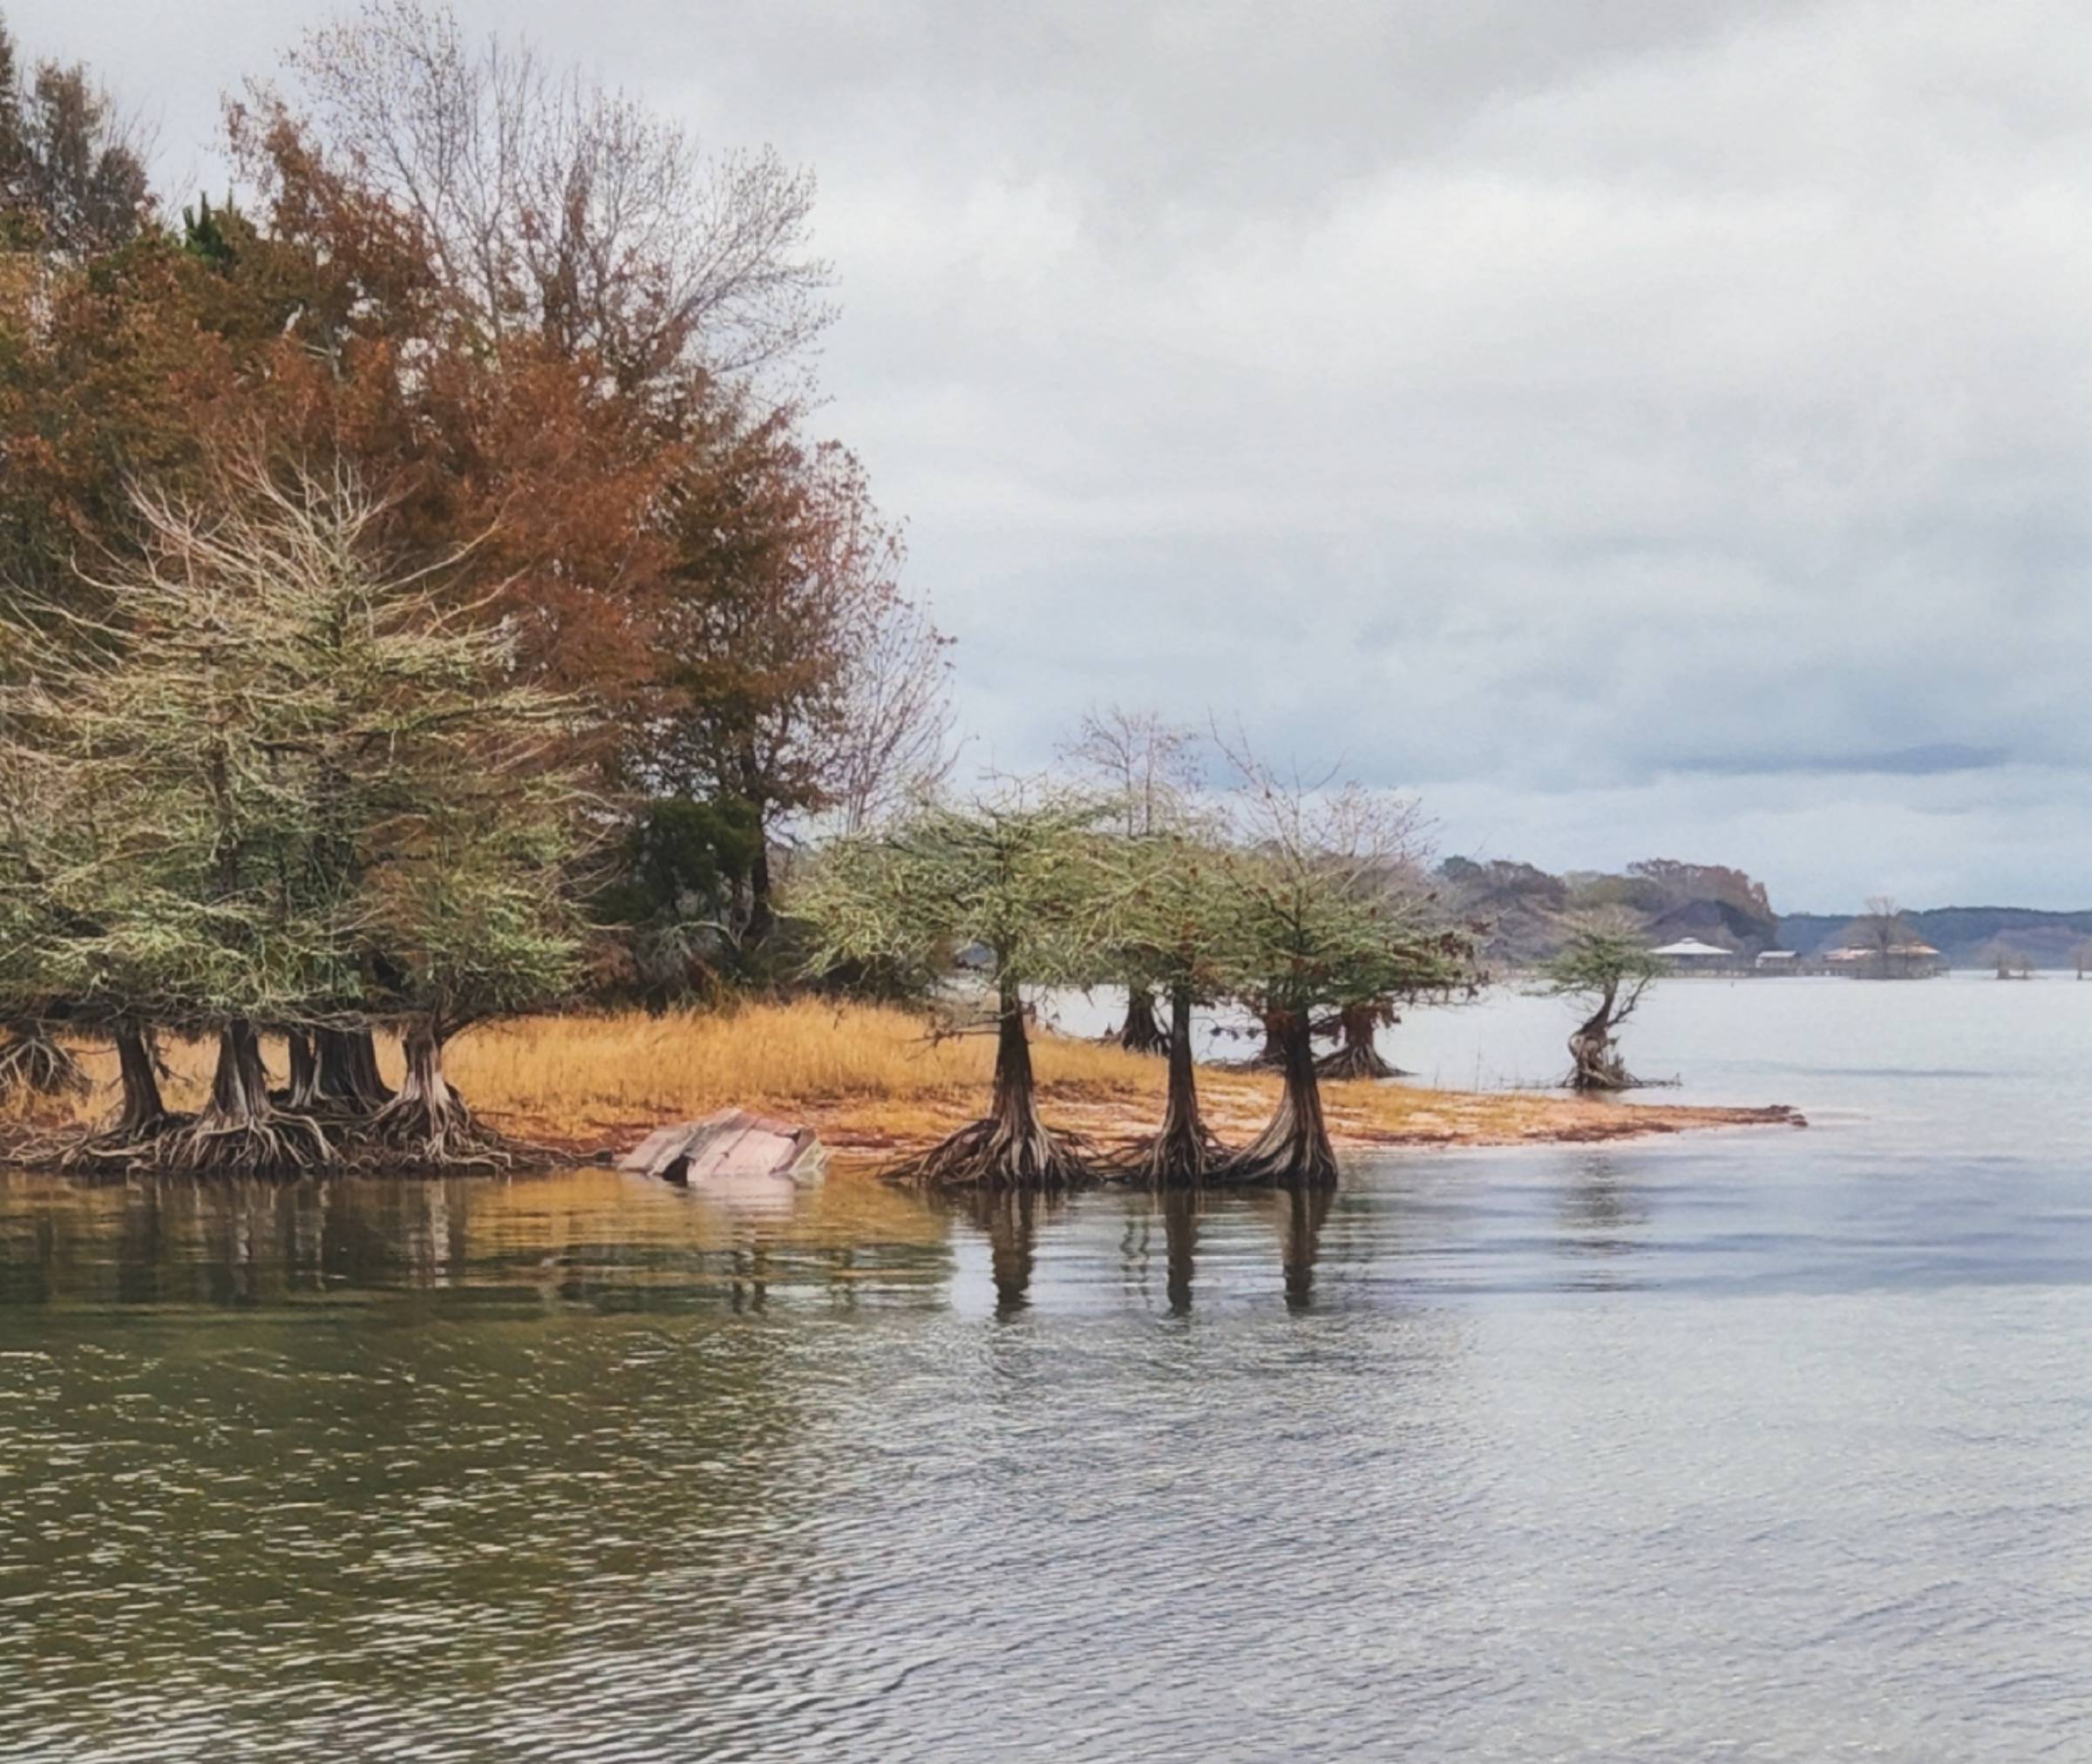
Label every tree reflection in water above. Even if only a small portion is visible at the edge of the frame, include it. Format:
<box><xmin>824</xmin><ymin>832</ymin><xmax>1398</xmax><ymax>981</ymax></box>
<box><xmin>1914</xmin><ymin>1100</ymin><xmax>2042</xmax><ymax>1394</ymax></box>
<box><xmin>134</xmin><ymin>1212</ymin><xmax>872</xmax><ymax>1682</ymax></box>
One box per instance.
<box><xmin>1556</xmin><ymin>1153</ymin><xmax>1650</xmax><ymax>1289</ymax></box>
<box><xmin>1274</xmin><ymin>1184</ymin><xmax>1335</xmax><ymax>1313</ymax></box>
<box><xmin>1161</xmin><ymin>1187</ymin><xmax>1199</xmax><ymax>1317</ymax></box>
<box><xmin>954</xmin><ymin>1189</ymin><xmax>1063</xmax><ymax>1320</ymax></box>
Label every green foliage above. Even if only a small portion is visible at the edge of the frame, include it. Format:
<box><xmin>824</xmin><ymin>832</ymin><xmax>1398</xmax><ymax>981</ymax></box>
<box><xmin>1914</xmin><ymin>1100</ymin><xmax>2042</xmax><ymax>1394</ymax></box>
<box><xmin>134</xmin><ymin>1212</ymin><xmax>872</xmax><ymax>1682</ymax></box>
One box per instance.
<box><xmin>180</xmin><ymin>192</ymin><xmax>240</xmax><ymax>273</ymax></box>
<box><xmin>793</xmin><ymin>790</ymin><xmax>1118</xmax><ymax>1001</ymax></box>
<box><xmin>1206</xmin><ymin>770</ymin><xmax>1473</xmax><ymax>1023</ymax></box>
<box><xmin>595</xmin><ymin>797</ymin><xmax>762</xmax><ymax>929</ymax></box>
<box><xmin>1101</xmin><ymin>825</ymin><xmax>1240</xmax><ymax>1004</ymax></box>
<box><xmin>1541</xmin><ymin>922</ymin><xmax>1665</xmax><ymax>1003</ymax></box>
<box><xmin>0</xmin><ymin>468</ymin><xmax>588</xmax><ymax>1037</ymax></box>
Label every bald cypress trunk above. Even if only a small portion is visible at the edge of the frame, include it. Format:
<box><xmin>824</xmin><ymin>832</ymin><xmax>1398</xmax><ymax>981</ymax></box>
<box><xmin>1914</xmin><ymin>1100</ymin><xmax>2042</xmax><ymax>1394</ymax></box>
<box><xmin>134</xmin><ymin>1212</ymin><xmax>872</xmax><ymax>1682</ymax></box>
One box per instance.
<box><xmin>112</xmin><ymin>1026</ymin><xmax>168</xmax><ymax>1140</ymax></box>
<box><xmin>888</xmin><ymin>981</ymin><xmax>1089</xmax><ymax>1190</ymax></box>
<box><xmin>1115</xmin><ymin>987</ymin><xmax>1170</xmax><ymax>1056</ymax></box>
<box><xmin>316</xmin><ymin>1026</ymin><xmax>393</xmax><ymax>1112</ymax></box>
<box><xmin>370</xmin><ymin>1018</ymin><xmax>503</xmax><ymax>1166</ymax></box>
<box><xmin>162</xmin><ymin>1021</ymin><xmax>331</xmax><ymax>1176</ymax></box>
<box><xmin>1315</xmin><ymin>1002</ymin><xmax>1403</xmax><ymax>1081</ymax></box>
<box><xmin>1123</xmin><ymin>982</ymin><xmax>1219</xmax><ymax>1184</ymax></box>
<box><xmin>283</xmin><ymin>1030</ymin><xmax>322</xmax><ymax>1110</ymax></box>
<box><xmin>1567</xmin><ymin>981</ymin><xmax>1634</xmax><ymax>1090</ymax></box>
<box><xmin>1217</xmin><ymin>1009</ymin><xmax>1338</xmax><ymax>1186</ymax></box>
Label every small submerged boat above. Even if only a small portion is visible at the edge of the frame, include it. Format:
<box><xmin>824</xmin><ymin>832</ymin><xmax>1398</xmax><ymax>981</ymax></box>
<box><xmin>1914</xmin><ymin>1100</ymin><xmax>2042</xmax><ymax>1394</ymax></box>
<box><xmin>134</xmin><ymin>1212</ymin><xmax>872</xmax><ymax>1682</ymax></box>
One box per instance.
<box><xmin>619</xmin><ymin>1109</ymin><xmax>828</xmax><ymax>1189</ymax></box>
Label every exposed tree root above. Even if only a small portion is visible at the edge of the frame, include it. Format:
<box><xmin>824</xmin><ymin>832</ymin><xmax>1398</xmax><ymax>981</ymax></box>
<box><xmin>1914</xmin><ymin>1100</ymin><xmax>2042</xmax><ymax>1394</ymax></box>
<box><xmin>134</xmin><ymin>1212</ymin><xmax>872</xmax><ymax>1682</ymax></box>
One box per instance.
<box><xmin>54</xmin><ymin>1116</ymin><xmax>191</xmax><ymax>1175</ymax></box>
<box><xmin>1111</xmin><ymin>1120</ymin><xmax>1231</xmax><ymax>1186</ymax></box>
<box><xmin>146</xmin><ymin>1110</ymin><xmax>336</xmax><ymax>1178</ymax></box>
<box><xmin>0</xmin><ymin>1028</ymin><xmax>87</xmax><ymax>1101</ymax></box>
<box><xmin>364</xmin><ymin>1023</ymin><xmax>514</xmax><ymax>1170</ymax></box>
<box><xmin>1316</xmin><ymin>1041</ymin><xmax>1406</xmax><ymax>1080</ymax></box>
<box><xmin>886</xmin><ymin>990</ymin><xmax>1094</xmax><ymax>1190</ymax></box>
<box><xmin>886</xmin><ymin>1113</ymin><xmax>1094</xmax><ymax>1191</ymax></box>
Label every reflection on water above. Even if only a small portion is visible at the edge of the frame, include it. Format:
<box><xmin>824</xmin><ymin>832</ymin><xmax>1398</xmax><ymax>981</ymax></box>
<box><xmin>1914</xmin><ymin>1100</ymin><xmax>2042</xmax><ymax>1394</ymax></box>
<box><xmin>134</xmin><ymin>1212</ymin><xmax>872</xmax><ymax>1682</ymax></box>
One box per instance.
<box><xmin>0</xmin><ymin>1168</ymin><xmax>952</xmax><ymax>1316</ymax></box>
<box><xmin>10</xmin><ymin>980</ymin><xmax>2092</xmax><ymax>1759</ymax></box>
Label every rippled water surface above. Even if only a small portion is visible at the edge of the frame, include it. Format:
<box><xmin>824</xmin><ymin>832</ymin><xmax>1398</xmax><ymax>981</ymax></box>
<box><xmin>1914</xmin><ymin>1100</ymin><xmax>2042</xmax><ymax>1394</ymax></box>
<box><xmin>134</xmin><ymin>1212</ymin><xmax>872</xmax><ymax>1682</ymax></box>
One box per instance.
<box><xmin>7</xmin><ymin>976</ymin><xmax>2092</xmax><ymax>1760</ymax></box>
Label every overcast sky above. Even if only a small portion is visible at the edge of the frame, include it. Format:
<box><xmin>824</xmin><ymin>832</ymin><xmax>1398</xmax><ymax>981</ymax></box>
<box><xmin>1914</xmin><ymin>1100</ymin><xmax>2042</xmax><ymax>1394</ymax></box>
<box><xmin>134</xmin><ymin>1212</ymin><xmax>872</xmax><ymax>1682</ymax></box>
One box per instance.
<box><xmin>17</xmin><ymin>0</ymin><xmax>2092</xmax><ymax>910</ymax></box>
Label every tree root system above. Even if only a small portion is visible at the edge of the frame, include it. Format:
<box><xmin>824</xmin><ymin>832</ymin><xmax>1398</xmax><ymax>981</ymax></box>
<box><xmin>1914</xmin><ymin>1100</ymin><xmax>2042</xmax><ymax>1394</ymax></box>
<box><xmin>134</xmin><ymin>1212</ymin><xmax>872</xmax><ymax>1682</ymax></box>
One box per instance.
<box><xmin>885</xmin><ymin>1113</ymin><xmax>1096</xmax><ymax>1191</ymax></box>
<box><xmin>0</xmin><ymin>1031</ymin><xmax>88</xmax><ymax>1101</ymax></box>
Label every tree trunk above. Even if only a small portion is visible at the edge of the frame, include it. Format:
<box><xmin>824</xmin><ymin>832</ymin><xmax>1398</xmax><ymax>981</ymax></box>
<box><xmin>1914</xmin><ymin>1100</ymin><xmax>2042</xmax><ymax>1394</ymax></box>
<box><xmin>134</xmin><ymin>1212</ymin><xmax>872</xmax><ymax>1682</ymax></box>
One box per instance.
<box><xmin>1566</xmin><ymin>982</ymin><xmax>1634</xmax><ymax>1090</ymax></box>
<box><xmin>1123</xmin><ymin>982</ymin><xmax>1219</xmax><ymax>1184</ymax></box>
<box><xmin>1315</xmin><ymin>1002</ymin><xmax>1403</xmax><ymax>1081</ymax></box>
<box><xmin>316</xmin><ymin>1025</ymin><xmax>393</xmax><ymax>1112</ymax></box>
<box><xmin>746</xmin><ymin>837</ymin><xmax>775</xmax><ymax>946</ymax></box>
<box><xmin>112</xmin><ymin>1025</ymin><xmax>169</xmax><ymax>1140</ymax></box>
<box><xmin>1115</xmin><ymin>987</ymin><xmax>1170</xmax><ymax>1056</ymax></box>
<box><xmin>283</xmin><ymin>1029</ymin><xmax>322</xmax><ymax>1110</ymax></box>
<box><xmin>1217</xmin><ymin>1009</ymin><xmax>1338</xmax><ymax>1185</ymax></box>
<box><xmin>370</xmin><ymin>1018</ymin><xmax>502</xmax><ymax>1166</ymax></box>
<box><xmin>887</xmin><ymin>982</ymin><xmax>1089</xmax><ymax>1189</ymax></box>
<box><xmin>162</xmin><ymin>1020</ymin><xmax>331</xmax><ymax>1176</ymax></box>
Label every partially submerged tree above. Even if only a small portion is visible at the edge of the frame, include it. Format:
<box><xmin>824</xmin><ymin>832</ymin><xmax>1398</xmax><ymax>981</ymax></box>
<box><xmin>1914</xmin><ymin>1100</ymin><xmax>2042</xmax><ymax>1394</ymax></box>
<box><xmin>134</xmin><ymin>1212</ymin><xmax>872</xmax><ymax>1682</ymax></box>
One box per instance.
<box><xmin>1208</xmin><ymin>756</ymin><xmax>1471</xmax><ymax>1185</ymax></box>
<box><xmin>794</xmin><ymin>790</ymin><xmax>1114</xmax><ymax>1189</ymax></box>
<box><xmin>1100</xmin><ymin>826</ymin><xmax>1235</xmax><ymax>1183</ymax></box>
<box><xmin>1315</xmin><ymin>999</ymin><xmax>1406</xmax><ymax>1082</ymax></box>
<box><xmin>1544</xmin><ymin>920</ymin><xmax>1664</xmax><ymax>1091</ymax></box>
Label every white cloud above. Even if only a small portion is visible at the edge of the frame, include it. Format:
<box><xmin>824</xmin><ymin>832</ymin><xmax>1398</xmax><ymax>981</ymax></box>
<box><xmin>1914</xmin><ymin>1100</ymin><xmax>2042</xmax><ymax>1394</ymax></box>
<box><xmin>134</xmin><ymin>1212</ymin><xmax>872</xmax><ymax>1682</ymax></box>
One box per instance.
<box><xmin>15</xmin><ymin>0</ymin><xmax>2092</xmax><ymax>906</ymax></box>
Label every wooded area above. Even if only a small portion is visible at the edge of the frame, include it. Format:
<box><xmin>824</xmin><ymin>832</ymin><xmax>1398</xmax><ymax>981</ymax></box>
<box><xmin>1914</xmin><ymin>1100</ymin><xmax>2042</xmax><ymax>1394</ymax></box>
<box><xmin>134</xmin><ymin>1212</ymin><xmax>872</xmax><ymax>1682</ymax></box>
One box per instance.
<box><xmin>0</xmin><ymin>4</ymin><xmax>1675</xmax><ymax>1190</ymax></box>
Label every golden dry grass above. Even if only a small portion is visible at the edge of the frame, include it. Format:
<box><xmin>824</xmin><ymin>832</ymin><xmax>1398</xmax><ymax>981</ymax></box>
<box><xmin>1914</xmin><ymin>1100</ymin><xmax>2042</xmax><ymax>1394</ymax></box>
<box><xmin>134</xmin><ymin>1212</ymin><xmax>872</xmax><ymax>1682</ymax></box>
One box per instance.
<box><xmin>17</xmin><ymin>1001</ymin><xmax>1796</xmax><ymax>1169</ymax></box>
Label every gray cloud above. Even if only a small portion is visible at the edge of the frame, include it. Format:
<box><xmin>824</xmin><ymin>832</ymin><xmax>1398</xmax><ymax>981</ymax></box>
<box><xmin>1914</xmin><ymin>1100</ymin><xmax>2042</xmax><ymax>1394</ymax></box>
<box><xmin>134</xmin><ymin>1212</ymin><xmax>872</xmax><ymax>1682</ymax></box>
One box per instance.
<box><xmin>17</xmin><ymin>0</ymin><xmax>2092</xmax><ymax>908</ymax></box>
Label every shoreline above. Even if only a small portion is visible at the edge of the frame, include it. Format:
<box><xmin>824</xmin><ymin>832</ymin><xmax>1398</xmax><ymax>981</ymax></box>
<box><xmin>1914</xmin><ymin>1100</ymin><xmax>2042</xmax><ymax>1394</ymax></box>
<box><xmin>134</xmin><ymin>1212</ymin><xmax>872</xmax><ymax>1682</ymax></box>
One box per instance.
<box><xmin>523</xmin><ymin>1070</ymin><xmax>1806</xmax><ymax>1178</ymax></box>
<box><xmin>0</xmin><ymin>1005</ymin><xmax>1805</xmax><ymax>1179</ymax></box>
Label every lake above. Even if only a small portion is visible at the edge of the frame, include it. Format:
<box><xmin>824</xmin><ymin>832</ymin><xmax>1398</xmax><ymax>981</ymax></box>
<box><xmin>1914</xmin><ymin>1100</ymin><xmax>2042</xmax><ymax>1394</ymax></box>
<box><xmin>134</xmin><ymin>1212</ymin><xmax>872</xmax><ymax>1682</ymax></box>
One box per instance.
<box><xmin>6</xmin><ymin>974</ymin><xmax>2092</xmax><ymax>1760</ymax></box>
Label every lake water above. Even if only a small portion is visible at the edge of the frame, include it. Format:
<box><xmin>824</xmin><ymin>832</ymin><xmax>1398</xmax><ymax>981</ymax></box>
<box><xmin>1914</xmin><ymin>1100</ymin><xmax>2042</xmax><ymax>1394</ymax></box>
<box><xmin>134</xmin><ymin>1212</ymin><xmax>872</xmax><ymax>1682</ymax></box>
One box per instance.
<box><xmin>6</xmin><ymin>974</ymin><xmax>2092</xmax><ymax>1761</ymax></box>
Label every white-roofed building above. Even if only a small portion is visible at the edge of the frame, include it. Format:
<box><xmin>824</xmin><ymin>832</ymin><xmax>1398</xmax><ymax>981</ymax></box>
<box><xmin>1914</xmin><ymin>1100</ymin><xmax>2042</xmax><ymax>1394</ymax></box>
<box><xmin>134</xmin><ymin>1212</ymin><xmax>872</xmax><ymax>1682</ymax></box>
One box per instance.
<box><xmin>1649</xmin><ymin>937</ymin><xmax>1735</xmax><ymax>973</ymax></box>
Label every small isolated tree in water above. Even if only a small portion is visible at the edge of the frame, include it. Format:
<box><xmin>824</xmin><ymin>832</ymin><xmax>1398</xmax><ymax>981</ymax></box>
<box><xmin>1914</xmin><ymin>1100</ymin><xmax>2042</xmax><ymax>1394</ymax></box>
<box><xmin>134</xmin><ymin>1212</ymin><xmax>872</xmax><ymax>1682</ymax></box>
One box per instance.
<box><xmin>1209</xmin><ymin>753</ymin><xmax>1471</xmax><ymax>1186</ymax></box>
<box><xmin>795</xmin><ymin>790</ymin><xmax>1112</xmax><ymax>1189</ymax></box>
<box><xmin>1544</xmin><ymin>920</ymin><xmax>1664</xmax><ymax>1091</ymax></box>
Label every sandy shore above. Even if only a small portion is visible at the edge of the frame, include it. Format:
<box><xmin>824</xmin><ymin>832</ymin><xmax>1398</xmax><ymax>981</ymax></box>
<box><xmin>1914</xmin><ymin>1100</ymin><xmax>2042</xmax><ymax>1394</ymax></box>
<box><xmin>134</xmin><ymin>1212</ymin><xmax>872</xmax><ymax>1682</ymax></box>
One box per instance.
<box><xmin>631</xmin><ymin>1069</ymin><xmax>1806</xmax><ymax>1176</ymax></box>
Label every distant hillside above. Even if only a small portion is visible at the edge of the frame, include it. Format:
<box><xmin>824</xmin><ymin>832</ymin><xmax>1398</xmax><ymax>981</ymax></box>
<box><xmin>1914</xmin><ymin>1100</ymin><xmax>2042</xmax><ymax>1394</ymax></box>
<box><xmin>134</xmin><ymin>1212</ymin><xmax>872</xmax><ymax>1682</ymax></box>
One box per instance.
<box><xmin>1440</xmin><ymin>857</ymin><xmax>1778</xmax><ymax>967</ymax></box>
<box><xmin>1441</xmin><ymin>858</ymin><xmax>2092</xmax><ymax>971</ymax></box>
<box><xmin>1777</xmin><ymin>907</ymin><xmax>2092</xmax><ymax>970</ymax></box>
